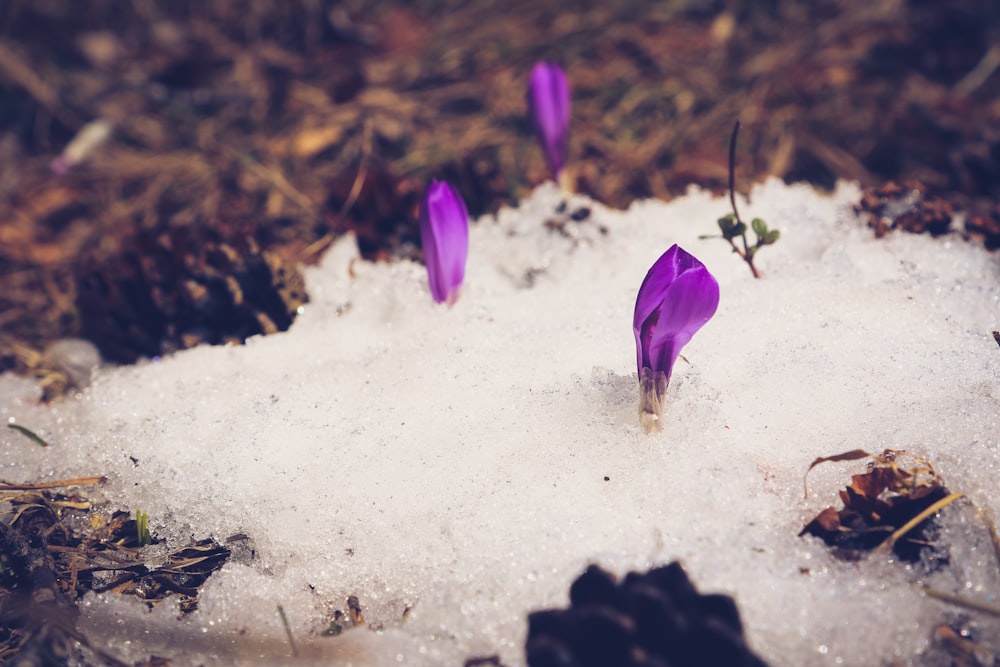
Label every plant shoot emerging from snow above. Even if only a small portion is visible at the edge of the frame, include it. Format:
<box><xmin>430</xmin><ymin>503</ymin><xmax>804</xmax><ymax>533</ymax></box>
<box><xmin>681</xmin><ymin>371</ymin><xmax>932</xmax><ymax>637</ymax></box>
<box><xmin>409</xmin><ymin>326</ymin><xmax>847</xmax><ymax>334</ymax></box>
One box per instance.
<box><xmin>135</xmin><ymin>509</ymin><xmax>152</xmax><ymax>546</ymax></box>
<box><xmin>701</xmin><ymin>121</ymin><xmax>780</xmax><ymax>278</ymax></box>
<box><xmin>527</xmin><ymin>62</ymin><xmax>570</xmax><ymax>183</ymax></box>
<box><xmin>419</xmin><ymin>179</ymin><xmax>470</xmax><ymax>306</ymax></box>
<box><xmin>633</xmin><ymin>245</ymin><xmax>719</xmax><ymax>433</ymax></box>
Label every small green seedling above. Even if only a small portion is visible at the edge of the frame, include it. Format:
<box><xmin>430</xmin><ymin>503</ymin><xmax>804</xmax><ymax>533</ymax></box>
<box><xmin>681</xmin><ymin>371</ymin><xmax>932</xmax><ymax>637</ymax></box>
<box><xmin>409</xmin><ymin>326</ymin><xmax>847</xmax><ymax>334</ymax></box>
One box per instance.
<box><xmin>136</xmin><ymin>509</ymin><xmax>152</xmax><ymax>546</ymax></box>
<box><xmin>700</xmin><ymin>120</ymin><xmax>780</xmax><ymax>278</ymax></box>
<box><xmin>320</xmin><ymin>620</ymin><xmax>343</xmax><ymax>637</ymax></box>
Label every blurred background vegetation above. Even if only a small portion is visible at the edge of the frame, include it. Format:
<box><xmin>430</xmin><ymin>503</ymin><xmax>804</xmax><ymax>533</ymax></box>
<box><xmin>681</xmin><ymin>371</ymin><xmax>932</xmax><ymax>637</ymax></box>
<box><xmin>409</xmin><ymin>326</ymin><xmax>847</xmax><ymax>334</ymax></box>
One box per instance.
<box><xmin>1</xmin><ymin>0</ymin><xmax>998</xmax><ymax>374</ymax></box>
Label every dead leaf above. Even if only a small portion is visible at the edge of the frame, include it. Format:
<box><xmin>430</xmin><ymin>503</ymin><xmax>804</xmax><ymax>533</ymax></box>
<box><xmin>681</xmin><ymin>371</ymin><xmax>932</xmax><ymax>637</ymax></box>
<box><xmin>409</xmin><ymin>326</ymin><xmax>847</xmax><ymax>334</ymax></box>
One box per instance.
<box><xmin>800</xmin><ymin>450</ymin><xmax>951</xmax><ymax>561</ymax></box>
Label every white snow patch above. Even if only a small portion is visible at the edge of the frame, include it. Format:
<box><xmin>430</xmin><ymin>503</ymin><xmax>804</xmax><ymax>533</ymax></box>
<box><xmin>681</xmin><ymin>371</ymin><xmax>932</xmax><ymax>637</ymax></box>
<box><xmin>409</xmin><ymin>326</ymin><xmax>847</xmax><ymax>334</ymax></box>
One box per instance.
<box><xmin>2</xmin><ymin>179</ymin><xmax>999</xmax><ymax>666</ymax></box>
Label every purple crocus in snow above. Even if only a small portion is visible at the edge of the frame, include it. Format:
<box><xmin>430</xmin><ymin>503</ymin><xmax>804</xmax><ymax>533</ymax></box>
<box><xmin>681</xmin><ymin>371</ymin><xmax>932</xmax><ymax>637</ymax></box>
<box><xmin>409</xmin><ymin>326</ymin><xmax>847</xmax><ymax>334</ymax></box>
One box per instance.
<box><xmin>527</xmin><ymin>61</ymin><xmax>570</xmax><ymax>182</ymax></box>
<box><xmin>420</xmin><ymin>179</ymin><xmax>469</xmax><ymax>306</ymax></box>
<box><xmin>633</xmin><ymin>245</ymin><xmax>720</xmax><ymax>432</ymax></box>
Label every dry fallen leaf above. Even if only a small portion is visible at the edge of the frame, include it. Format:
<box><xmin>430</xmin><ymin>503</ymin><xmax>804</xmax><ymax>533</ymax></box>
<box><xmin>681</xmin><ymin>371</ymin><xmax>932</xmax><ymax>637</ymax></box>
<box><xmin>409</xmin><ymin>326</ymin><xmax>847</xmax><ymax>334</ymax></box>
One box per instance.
<box><xmin>800</xmin><ymin>449</ymin><xmax>953</xmax><ymax>561</ymax></box>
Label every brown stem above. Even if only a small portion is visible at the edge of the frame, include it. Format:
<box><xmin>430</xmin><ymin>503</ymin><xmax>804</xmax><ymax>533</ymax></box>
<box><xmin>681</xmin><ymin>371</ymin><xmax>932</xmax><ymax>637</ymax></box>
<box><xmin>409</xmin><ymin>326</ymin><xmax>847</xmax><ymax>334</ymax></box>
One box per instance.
<box><xmin>728</xmin><ymin>120</ymin><xmax>742</xmax><ymax>227</ymax></box>
<box><xmin>727</xmin><ymin>120</ymin><xmax>760</xmax><ymax>279</ymax></box>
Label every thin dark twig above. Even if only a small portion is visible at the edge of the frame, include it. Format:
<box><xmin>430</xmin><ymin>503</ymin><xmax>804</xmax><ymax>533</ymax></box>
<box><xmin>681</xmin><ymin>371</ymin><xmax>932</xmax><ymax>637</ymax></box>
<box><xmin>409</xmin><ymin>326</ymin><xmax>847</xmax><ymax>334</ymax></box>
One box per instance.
<box><xmin>277</xmin><ymin>604</ymin><xmax>299</xmax><ymax>657</ymax></box>
<box><xmin>339</xmin><ymin>118</ymin><xmax>373</xmax><ymax>217</ymax></box>
<box><xmin>728</xmin><ymin>120</ymin><xmax>742</xmax><ymax>227</ymax></box>
<box><xmin>726</xmin><ymin>120</ymin><xmax>760</xmax><ymax>278</ymax></box>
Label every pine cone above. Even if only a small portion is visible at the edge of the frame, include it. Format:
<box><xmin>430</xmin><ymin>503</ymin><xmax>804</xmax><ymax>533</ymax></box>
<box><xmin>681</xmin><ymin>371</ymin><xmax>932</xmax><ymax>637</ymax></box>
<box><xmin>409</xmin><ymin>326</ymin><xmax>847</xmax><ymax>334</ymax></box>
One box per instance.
<box><xmin>966</xmin><ymin>204</ymin><xmax>1000</xmax><ymax>249</ymax></box>
<box><xmin>76</xmin><ymin>228</ymin><xmax>307</xmax><ymax>363</ymax></box>
<box><xmin>526</xmin><ymin>563</ymin><xmax>768</xmax><ymax>667</ymax></box>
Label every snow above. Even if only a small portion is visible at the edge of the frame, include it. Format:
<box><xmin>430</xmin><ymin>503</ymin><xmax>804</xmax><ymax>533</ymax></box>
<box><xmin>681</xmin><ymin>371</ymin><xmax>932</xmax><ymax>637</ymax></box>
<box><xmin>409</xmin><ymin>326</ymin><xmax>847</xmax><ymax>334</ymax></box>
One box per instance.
<box><xmin>2</xmin><ymin>179</ymin><xmax>999</xmax><ymax>666</ymax></box>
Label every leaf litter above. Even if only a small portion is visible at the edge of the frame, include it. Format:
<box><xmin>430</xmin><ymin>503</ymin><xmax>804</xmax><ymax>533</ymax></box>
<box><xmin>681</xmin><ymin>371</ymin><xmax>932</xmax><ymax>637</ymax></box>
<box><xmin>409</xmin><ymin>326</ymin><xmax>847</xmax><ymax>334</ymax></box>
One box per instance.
<box><xmin>800</xmin><ymin>448</ymin><xmax>955</xmax><ymax>562</ymax></box>
<box><xmin>0</xmin><ymin>478</ymin><xmax>233</xmax><ymax>664</ymax></box>
<box><xmin>801</xmin><ymin>449</ymin><xmax>1000</xmax><ymax>665</ymax></box>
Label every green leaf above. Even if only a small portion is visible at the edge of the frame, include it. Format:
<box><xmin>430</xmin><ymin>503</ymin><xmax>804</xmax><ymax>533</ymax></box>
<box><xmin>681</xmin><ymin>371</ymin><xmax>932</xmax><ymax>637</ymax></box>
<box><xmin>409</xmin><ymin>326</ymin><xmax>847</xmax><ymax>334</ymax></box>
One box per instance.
<box><xmin>751</xmin><ymin>218</ymin><xmax>768</xmax><ymax>237</ymax></box>
<box><xmin>136</xmin><ymin>509</ymin><xmax>152</xmax><ymax>546</ymax></box>
<box><xmin>732</xmin><ymin>222</ymin><xmax>747</xmax><ymax>236</ymax></box>
<box><xmin>717</xmin><ymin>214</ymin><xmax>736</xmax><ymax>234</ymax></box>
<box><xmin>764</xmin><ymin>229</ymin><xmax>781</xmax><ymax>244</ymax></box>
<box><xmin>321</xmin><ymin>621</ymin><xmax>343</xmax><ymax>637</ymax></box>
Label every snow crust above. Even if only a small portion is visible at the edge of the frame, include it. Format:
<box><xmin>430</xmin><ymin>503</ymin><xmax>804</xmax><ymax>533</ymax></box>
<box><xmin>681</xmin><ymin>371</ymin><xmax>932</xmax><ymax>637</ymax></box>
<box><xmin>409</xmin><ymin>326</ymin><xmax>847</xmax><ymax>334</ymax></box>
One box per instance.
<box><xmin>2</xmin><ymin>179</ymin><xmax>1000</xmax><ymax>666</ymax></box>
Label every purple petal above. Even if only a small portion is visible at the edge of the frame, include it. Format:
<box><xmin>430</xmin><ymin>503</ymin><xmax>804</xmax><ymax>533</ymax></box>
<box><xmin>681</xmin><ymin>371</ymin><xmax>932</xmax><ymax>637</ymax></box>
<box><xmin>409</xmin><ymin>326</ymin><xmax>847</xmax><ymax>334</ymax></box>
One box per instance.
<box><xmin>419</xmin><ymin>179</ymin><xmax>469</xmax><ymax>305</ymax></box>
<box><xmin>633</xmin><ymin>245</ymin><xmax>719</xmax><ymax>379</ymax></box>
<box><xmin>527</xmin><ymin>62</ymin><xmax>570</xmax><ymax>180</ymax></box>
<box><xmin>50</xmin><ymin>156</ymin><xmax>71</xmax><ymax>176</ymax></box>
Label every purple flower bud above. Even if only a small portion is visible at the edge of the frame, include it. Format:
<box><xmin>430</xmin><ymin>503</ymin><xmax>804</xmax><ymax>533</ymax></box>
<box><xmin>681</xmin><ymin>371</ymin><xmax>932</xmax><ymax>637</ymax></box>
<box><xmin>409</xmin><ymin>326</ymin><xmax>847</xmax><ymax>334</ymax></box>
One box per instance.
<box><xmin>419</xmin><ymin>179</ymin><xmax>469</xmax><ymax>305</ymax></box>
<box><xmin>527</xmin><ymin>62</ymin><xmax>570</xmax><ymax>181</ymax></box>
<box><xmin>633</xmin><ymin>245</ymin><xmax>720</xmax><ymax>432</ymax></box>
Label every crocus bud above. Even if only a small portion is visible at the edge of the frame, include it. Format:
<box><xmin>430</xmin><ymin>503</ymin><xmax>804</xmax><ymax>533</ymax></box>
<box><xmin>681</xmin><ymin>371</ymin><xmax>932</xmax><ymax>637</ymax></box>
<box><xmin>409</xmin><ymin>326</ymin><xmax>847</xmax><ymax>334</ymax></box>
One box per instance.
<box><xmin>633</xmin><ymin>245</ymin><xmax>720</xmax><ymax>433</ymax></box>
<box><xmin>526</xmin><ymin>62</ymin><xmax>570</xmax><ymax>182</ymax></box>
<box><xmin>419</xmin><ymin>179</ymin><xmax>469</xmax><ymax>306</ymax></box>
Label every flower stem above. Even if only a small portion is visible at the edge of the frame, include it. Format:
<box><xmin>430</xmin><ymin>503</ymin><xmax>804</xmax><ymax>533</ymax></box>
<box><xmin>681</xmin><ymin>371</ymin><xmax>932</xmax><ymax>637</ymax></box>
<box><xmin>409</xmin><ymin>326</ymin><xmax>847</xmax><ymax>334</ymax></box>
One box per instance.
<box><xmin>727</xmin><ymin>121</ymin><xmax>761</xmax><ymax>279</ymax></box>
<box><xmin>638</xmin><ymin>367</ymin><xmax>669</xmax><ymax>433</ymax></box>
